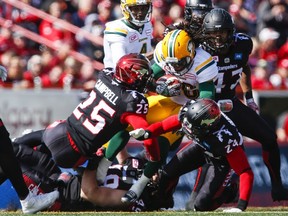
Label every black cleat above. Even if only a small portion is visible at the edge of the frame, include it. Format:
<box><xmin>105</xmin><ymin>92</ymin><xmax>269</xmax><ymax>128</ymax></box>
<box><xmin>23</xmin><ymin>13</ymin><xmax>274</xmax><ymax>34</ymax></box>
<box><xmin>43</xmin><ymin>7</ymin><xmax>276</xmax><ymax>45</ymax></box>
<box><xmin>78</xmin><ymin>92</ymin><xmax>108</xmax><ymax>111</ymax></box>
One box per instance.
<box><xmin>272</xmin><ymin>186</ymin><xmax>288</xmax><ymax>201</ymax></box>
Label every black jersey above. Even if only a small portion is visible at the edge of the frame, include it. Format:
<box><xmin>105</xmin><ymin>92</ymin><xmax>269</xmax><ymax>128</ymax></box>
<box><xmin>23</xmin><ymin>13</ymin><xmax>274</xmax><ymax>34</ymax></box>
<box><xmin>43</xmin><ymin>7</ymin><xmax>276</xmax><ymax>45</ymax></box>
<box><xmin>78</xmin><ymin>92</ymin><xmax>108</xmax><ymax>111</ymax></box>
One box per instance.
<box><xmin>210</xmin><ymin>33</ymin><xmax>253</xmax><ymax>100</ymax></box>
<box><xmin>67</xmin><ymin>71</ymin><xmax>149</xmax><ymax>156</ymax></box>
<box><xmin>196</xmin><ymin>113</ymin><xmax>243</xmax><ymax>158</ymax></box>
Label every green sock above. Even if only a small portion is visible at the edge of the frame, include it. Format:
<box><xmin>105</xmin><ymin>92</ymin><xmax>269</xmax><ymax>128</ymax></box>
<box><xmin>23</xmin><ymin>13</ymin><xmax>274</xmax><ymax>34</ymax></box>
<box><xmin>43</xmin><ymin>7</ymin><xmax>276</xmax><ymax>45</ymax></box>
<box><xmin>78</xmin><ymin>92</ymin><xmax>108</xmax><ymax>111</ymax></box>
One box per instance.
<box><xmin>105</xmin><ymin>130</ymin><xmax>130</xmax><ymax>161</ymax></box>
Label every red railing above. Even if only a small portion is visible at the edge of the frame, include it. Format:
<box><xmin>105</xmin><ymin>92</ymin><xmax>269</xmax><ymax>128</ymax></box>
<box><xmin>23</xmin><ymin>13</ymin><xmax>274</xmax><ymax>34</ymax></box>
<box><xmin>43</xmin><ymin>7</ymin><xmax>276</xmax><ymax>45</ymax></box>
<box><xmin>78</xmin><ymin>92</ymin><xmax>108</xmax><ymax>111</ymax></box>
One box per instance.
<box><xmin>1</xmin><ymin>0</ymin><xmax>104</xmax><ymax>70</ymax></box>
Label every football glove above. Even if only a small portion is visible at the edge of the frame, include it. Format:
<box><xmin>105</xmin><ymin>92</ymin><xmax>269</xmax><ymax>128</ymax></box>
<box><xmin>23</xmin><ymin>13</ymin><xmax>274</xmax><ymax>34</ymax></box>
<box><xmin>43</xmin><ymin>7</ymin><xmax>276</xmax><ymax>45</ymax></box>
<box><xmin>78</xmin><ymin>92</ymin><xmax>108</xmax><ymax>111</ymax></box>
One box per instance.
<box><xmin>156</xmin><ymin>75</ymin><xmax>181</xmax><ymax>97</ymax></box>
<box><xmin>246</xmin><ymin>98</ymin><xmax>259</xmax><ymax>113</ymax></box>
<box><xmin>129</xmin><ymin>128</ymin><xmax>151</xmax><ymax>140</ymax></box>
<box><xmin>0</xmin><ymin>65</ymin><xmax>8</xmax><ymax>82</ymax></box>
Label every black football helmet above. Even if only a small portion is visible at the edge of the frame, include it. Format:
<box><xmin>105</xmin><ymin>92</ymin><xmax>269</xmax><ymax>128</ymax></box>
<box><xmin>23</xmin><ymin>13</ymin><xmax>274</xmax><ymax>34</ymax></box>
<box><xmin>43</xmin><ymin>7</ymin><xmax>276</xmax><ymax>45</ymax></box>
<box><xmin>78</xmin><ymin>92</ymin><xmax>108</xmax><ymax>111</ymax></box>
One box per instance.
<box><xmin>180</xmin><ymin>98</ymin><xmax>221</xmax><ymax>139</ymax></box>
<box><xmin>184</xmin><ymin>0</ymin><xmax>213</xmax><ymax>30</ymax></box>
<box><xmin>114</xmin><ymin>53</ymin><xmax>152</xmax><ymax>93</ymax></box>
<box><xmin>202</xmin><ymin>8</ymin><xmax>235</xmax><ymax>55</ymax></box>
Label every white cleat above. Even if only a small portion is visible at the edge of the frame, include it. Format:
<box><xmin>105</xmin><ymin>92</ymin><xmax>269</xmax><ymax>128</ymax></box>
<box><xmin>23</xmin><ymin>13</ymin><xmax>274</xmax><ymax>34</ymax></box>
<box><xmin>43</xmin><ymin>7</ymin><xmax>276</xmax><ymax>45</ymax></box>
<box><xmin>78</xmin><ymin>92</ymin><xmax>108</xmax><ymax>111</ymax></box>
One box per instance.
<box><xmin>223</xmin><ymin>207</ymin><xmax>243</xmax><ymax>213</ymax></box>
<box><xmin>20</xmin><ymin>190</ymin><xmax>59</xmax><ymax>214</ymax></box>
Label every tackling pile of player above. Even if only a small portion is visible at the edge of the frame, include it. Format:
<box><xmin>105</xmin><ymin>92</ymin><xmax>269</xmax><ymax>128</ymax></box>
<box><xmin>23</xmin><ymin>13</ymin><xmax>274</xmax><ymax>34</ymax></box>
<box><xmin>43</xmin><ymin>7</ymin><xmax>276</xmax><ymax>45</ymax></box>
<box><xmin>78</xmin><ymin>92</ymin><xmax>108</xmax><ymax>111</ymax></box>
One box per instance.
<box><xmin>0</xmin><ymin>0</ymin><xmax>287</xmax><ymax>214</ymax></box>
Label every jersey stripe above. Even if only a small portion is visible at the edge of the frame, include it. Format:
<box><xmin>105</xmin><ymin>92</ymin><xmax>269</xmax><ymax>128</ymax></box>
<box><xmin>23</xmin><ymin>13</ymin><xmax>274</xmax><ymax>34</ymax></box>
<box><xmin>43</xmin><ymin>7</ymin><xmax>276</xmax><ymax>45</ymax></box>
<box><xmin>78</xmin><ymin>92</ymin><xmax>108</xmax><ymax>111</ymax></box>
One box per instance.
<box><xmin>104</xmin><ymin>27</ymin><xmax>128</xmax><ymax>37</ymax></box>
<box><xmin>195</xmin><ymin>56</ymin><xmax>215</xmax><ymax>75</ymax></box>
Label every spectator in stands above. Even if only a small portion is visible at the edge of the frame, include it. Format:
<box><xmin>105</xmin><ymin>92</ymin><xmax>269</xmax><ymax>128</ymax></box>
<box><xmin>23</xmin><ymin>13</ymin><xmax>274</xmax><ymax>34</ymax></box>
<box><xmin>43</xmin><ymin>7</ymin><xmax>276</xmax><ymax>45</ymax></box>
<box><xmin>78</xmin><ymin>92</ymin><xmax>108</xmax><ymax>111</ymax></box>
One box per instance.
<box><xmin>276</xmin><ymin>111</ymin><xmax>288</xmax><ymax>142</ymax></box>
<box><xmin>167</xmin><ymin>3</ymin><xmax>183</xmax><ymax>25</ymax></box>
<box><xmin>71</xmin><ymin>0</ymin><xmax>96</xmax><ymax>28</ymax></box>
<box><xmin>0</xmin><ymin>50</ymin><xmax>15</xmax><ymax>69</ymax></box>
<box><xmin>75</xmin><ymin>13</ymin><xmax>104</xmax><ymax>62</ymax></box>
<box><xmin>60</xmin><ymin>56</ymin><xmax>82</xmax><ymax>89</ymax></box>
<box><xmin>256</xmin><ymin>0</ymin><xmax>288</xmax><ymax>48</ymax></box>
<box><xmin>277</xmin><ymin>39</ymin><xmax>288</xmax><ymax>63</ymax></box>
<box><xmin>45</xmin><ymin>65</ymin><xmax>63</xmax><ymax>88</ymax></box>
<box><xmin>78</xmin><ymin>60</ymin><xmax>97</xmax><ymax>91</ymax></box>
<box><xmin>5</xmin><ymin>55</ymin><xmax>26</xmax><ymax>88</ymax></box>
<box><xmin>0</xmin><ymin>25</ymin><xmax>15</xmax><ymax>56</ymax></box>
<box><xmin>39</xmin><ymin>1</ymin><xmax>76</xmax><ymax>48</ymax></box>
<box><xmin>9</xmin><ymin>0</ymin><xmax>41</xmax><ymax>35</ymax></box>
<box><xmin>22</xmin><ymin>54</ymin><xmax>45</xmax><ymax>88</ymax></box>
<box><xmin>12</xmin><ymin>32</ymin><xmax>38</xmax><ymax>61</ymax></box>
<box><xmin>228</xmin><ymin>0</ymin><xmax>258</xmax><ymax>36</ymax></box>
<box><xmin>258</xmin><ymin>27</ymin><xmax>280</xmax><ymax>75</ymax></box>
<box><xmin>151</xmin><ymin>0</ymin><xmax>174</xmax><ymax>45</ymax></box>
<box><xmin>269</xmin><ymin>59</ymin><xmax>288</xmax><ymax>89</ymax></box>
<box><xmin>251</xmin><ymin>59</ymin><xmax>273</xmax><ymax>90</ymax></box>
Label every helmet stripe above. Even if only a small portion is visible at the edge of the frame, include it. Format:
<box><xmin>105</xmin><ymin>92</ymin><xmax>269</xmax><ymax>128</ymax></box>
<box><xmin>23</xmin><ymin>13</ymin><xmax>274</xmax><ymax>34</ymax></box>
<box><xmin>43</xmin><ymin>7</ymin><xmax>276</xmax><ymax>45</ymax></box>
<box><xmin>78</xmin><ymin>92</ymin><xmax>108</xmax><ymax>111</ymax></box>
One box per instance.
<box><xmin>168</xmin><ymin>29</ymin><xmax>181</xmax><ymax>58</ymax></box>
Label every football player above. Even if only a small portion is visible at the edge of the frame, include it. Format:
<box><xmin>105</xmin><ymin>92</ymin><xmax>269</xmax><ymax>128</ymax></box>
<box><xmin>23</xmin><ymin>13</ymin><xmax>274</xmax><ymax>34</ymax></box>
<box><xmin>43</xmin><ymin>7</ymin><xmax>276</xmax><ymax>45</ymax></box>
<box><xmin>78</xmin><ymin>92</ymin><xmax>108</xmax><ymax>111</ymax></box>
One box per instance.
<box><xmin>163</xmin><ymin>0</ymin><xmax>213</xmax><ymax>46</ymax></box>
<box><xmin>106</xmin><ymin>29</ymin><xmax>218</xmax><ymax>203</ymax></box>
<box><xmin>130</xmin><ymin>98</ymin><xmax>254</xmax><ymax>212</ymax></box>
<box><xmin>200</xmin><ymin>8</ymin><xmax>288</xmax><ymax>203</ymax></box>
<box><xmin>184</xmin><ymin>0</ymin><xmax>214</xmax><ymax>31</ymax></box>
<box><xmin>103</xmin><ymin>0</ymin><xmax>153</xmax><ymax>68</ymax></box>
<box><xmin>102</xmin><ymin>0</ymin><xmax>215</xmax><ymax>202</ymax></box>
<box><xmin>11</xmin><ymin>133</ymin><xmax>159</xmax><ymax>212</ymax></box>
<box><xmin>0</xmin><ymin>66</ymin><xmax>59</xmax><ymax>214</ymax></box>
<box><xmin>17</xmin><ymin>52</ymin><xmax>159</xmax><ymax>197</ymax></box>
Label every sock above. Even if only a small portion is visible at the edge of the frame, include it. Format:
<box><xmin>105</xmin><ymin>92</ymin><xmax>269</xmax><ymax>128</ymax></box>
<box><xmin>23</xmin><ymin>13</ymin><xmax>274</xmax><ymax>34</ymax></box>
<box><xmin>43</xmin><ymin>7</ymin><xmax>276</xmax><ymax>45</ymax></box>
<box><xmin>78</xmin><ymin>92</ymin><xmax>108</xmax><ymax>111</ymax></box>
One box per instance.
<box><xmin>96</xmin><ymin>157</ymin><xmax>112</xmax><ymax>184</ymax></box>
<box><xmin>105</xmin><ymin>130</ymin><xmax>130</xmax><ymax>161</ymax></box>
<box><xmin>129</xmin><ymin>174</ymin><xmax>150</xmax><ymax>197</ymax></box>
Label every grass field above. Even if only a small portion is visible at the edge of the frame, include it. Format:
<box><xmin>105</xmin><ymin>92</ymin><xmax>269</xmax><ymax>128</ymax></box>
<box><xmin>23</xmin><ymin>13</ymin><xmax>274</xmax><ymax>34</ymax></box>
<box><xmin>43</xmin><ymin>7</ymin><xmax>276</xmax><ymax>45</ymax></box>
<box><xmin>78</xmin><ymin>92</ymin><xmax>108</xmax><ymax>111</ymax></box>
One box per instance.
<box><xmin>1</xmin><ymin>207</ymin><xmax>288</xmax><ymax>216</ymax></box>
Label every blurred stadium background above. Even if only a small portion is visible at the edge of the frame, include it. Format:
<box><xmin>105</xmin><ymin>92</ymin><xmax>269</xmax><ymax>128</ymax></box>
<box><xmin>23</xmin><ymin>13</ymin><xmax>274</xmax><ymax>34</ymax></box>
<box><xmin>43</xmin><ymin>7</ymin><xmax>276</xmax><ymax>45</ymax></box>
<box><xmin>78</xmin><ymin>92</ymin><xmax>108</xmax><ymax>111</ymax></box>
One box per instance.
<box><xmin>0</xmin><ymin>0</ymin><xmax>288</xmax><ymax>211</ymax></box>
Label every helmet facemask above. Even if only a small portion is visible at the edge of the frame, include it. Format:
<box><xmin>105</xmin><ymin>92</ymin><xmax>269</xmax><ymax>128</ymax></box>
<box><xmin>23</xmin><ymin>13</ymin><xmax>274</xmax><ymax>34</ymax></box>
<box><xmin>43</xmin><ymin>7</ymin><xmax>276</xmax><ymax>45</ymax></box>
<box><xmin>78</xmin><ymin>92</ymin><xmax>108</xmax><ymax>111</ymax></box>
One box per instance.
<box><xmin>121</xmin><ymin>1</ymin><xmax>152</xmax><ymax>26</ymax></box>
<box><xmin>203</xmin><ymin>29</ymin><xmax>233</xmax><ymax>55</ymax></box>
<box><xmin>180</xmin><ymin>98</ymin><xmax>222</xmax><ymax>139</ymax></box>
<box><xmin>162</xmin><ymin>29</ymin><xmax>196</xmax><ymax>77</ymax></box>
<box><xmin>202</xmin><ymin>8</ymin><xmax>235</xmax><ymax>55</ymax></box>
<box><xmin>165</xmin><ymin>56</ymin><xmax>194</xmax><ymax>77</ymax></box>
<box><xmin>114</xmin><ymin>53</ymin><xmax>152</xmax><ymax>93</ymax></box>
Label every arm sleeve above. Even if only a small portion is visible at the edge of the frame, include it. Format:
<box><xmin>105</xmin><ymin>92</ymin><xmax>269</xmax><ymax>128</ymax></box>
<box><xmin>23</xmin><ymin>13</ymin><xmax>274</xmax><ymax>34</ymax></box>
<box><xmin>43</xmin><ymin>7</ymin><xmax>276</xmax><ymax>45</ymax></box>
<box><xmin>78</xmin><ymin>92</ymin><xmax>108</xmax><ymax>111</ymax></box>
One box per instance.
<box><xmin>239</xmin><ymin>64</ymin><xmax>254</xmax><ymax>99</ymax></box>
<box><xmin>226</xmin><ymin>146</ymin><xmax>254</xmax><ymax>210</ymax></box>
<box><xmin>151</xmin><ymin>63</ymin><xmax>165</xmax><ymax>80</ymax></box>
<box><xmin>110</xmin><ymin>42</ymin><xmax>127</xmax><ymax>68</ymax></box>
<box><xmin>147</xmin><ymin>115</ymin><xmax>181</xmax><ymax>137</ymax></box>
<box><xmin>199</xmin><ymin>80</ymin><xmax>215</xmax><ymax>99</ymax></box>
<box><xmin>123</xmin><ymin>114</ymin><xmax>160</xmax><ymax>161</ymax></box>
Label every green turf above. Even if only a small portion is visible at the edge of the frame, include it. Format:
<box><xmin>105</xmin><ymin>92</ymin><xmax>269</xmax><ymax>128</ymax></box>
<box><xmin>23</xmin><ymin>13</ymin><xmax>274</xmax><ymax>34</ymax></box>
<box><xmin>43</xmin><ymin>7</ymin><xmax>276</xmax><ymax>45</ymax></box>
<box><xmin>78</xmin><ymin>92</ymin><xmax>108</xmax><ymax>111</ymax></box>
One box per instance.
<box><xmin>1</xmin><ymin>208</ymin><xmax>288</xmax><ymax>216</ymax></box>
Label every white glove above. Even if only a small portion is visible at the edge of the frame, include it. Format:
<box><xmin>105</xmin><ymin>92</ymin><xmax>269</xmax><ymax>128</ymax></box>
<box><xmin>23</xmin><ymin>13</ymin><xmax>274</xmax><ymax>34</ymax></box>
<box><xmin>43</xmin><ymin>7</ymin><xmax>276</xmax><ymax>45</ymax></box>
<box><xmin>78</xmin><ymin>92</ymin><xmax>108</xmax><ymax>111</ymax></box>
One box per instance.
<box><xmin>129</xmin><ymin>128</ymin><xmax>150</xmax><ymax>140</ymax></box>
<box><xmin>246</xmin><ymin>98</ymin><xmax>259</xmax><ymax>113</ymax></box>
<box><xmin>223</xmin><ymin>207</ymin><xmax>243</xmax><ymax>213</ymax></box>
<box><xmin>0</xmin><ymin>65</ymin><xmax>8</xmax><ymax>81</ymax></box>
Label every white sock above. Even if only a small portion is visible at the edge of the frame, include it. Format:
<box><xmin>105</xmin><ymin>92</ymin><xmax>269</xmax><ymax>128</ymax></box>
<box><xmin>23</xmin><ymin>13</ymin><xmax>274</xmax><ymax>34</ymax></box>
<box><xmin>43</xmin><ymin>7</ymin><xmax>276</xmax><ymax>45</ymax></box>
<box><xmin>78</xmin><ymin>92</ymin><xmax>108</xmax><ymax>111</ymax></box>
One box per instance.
<box><xmin>96</xmin><ymin>157</ymin><xmax>112</xmax><ymax>184</ymax></box>
<box><xmin>129</xmin><ymin>174</ymin><xmax>150</xmax><ymax>197</ymax></box>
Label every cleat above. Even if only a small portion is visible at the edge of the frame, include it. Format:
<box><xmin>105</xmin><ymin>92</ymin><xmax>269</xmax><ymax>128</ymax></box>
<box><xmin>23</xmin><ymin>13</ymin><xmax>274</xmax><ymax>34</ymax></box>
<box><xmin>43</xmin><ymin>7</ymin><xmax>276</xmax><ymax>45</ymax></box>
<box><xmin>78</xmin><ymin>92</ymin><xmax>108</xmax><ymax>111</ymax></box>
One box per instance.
<box><xmin>272</xmin><ymin>186</ymin><xmax>288</xmax><ymax>201</ymax></box>
<box><xmin>121</xmin><ymin>190</ymin><xmax>138</xmax><ymax>204</ymax></box>
<box><xmin>20</xmin><ymin>190</ymin><xmax>59</xmax><ymax>214</ymax></box>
